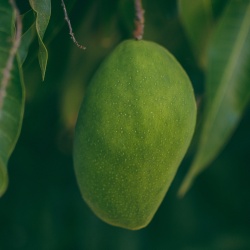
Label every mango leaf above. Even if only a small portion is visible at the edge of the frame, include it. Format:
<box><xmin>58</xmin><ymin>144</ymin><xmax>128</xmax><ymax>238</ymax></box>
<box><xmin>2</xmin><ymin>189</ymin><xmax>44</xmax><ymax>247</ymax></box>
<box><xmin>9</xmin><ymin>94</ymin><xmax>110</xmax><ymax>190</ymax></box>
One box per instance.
<box><xmin>178</xmin><ymin>0</ymin><xmax>214</xmax><ymax>68</ymax></box>
<box><xmin>19</xmin><ymin>10</ymin><xmax>36</xmax><ymax>64</ymax></box>
<box><xmin>179</xmin><ymin>0</ymin><xmax>250</xmax><ymax>196</ymax></box>
<box><xmin>0</xmin><ymin>1</ymin><xmax>25</xmax><ymax>196</ymax></box>
<box><xmin>29</xmin><ymin>0</ymin><xmax>51</xmax><ymax>80</ymax></box>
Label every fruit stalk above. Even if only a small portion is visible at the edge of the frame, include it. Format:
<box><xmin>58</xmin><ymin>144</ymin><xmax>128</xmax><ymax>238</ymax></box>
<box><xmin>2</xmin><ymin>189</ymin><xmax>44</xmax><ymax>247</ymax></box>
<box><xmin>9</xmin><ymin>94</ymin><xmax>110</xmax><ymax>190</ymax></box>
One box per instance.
<box><xmin>133</xmin><ymin>0</ymin><xmax>145</xmax><ymax>40</ymax></box>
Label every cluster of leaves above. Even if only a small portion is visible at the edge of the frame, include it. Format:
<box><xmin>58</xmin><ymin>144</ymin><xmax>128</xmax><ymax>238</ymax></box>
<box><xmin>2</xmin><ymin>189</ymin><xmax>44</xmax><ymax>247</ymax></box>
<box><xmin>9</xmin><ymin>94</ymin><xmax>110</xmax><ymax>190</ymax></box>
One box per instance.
<box><xmin>0</xmin><ymin>0</ymin><xmax>50</xmax><ymax>196</ymax></box>
<box><xmin>0</xmin><ymin>0</ymin><xmax>250</xmax><ymax>199</ymax></box>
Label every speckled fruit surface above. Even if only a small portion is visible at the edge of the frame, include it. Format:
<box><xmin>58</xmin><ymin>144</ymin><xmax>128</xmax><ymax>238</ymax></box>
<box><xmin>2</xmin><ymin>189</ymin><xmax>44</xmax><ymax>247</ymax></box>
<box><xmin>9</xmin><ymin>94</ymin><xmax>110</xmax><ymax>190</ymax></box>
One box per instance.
<box><xmin>73</xmin><ymin>40</ymin><xmax>196</xmax><ymax>230</ymax></box>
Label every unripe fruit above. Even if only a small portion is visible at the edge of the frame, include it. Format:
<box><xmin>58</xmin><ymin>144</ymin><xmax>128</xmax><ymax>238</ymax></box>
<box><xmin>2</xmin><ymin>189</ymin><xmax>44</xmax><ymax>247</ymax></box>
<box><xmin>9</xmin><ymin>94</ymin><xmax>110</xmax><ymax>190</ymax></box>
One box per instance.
<box><xmin>73</xmin><ymin>40</ymin><xmax>196</xmax><ymax>230</ymax></box>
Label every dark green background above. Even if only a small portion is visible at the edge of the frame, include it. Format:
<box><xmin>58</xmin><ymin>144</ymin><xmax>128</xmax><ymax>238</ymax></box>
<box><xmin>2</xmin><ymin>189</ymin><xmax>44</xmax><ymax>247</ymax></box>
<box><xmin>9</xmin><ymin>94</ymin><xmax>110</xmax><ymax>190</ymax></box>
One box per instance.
<box><xmin>0</xmin><ymin>0</ymin><xmax>249</xmax><ymax>249</ymax></box>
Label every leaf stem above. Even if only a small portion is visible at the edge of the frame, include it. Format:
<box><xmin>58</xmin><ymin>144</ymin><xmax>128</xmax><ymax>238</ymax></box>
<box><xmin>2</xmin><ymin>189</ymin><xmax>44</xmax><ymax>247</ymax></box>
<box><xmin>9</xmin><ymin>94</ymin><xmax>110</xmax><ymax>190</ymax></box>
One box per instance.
<box><xmin>61</xmin><ymin>0</ymin><xmax>86</xmax><ymax>50</ymax></box>
<box><xmin>133</xmin><ymin>0</ymin><xmax>145</xmax><ymax>40</ymax></box>
<box><xmin>0</xmin><ymin>0</ymin><xmax>22</xmax><ymax>110</ymax></box>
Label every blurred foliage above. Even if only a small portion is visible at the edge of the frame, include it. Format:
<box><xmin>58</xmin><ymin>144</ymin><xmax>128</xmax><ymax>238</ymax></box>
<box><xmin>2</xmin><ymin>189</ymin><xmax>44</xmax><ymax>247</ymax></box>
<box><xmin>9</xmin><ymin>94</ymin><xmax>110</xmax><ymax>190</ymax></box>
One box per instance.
<box><xmin>0</xmin><ymin>0</ymin><xmax>250</xmax><ymax>249</ymax></box>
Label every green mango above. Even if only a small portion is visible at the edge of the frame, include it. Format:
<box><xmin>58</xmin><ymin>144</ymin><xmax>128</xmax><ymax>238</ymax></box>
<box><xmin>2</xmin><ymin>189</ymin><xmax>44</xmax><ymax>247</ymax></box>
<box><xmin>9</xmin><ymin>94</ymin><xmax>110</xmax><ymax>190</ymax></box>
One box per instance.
<box><xmin>73</xmin><ymin>40</ymin><xmax>196</xmax><ymax>230</ymax></box>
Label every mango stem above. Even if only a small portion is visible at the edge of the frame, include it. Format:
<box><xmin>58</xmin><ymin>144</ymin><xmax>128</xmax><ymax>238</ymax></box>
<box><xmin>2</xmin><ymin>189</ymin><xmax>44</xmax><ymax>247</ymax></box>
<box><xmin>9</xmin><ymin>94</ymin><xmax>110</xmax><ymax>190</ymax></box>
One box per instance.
<box><xmin>133</xmin><ymin>0</ymin><xmax>145</xmax><ymax>40</ymax></box>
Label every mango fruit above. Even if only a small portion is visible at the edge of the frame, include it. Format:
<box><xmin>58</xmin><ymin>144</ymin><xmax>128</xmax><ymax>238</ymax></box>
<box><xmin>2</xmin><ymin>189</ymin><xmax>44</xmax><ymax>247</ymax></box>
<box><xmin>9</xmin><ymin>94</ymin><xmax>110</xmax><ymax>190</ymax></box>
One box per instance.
<box><xmin>73</xmin><ymin>40</ymin><xmax>196</xmax><ymax>230</ymax></box>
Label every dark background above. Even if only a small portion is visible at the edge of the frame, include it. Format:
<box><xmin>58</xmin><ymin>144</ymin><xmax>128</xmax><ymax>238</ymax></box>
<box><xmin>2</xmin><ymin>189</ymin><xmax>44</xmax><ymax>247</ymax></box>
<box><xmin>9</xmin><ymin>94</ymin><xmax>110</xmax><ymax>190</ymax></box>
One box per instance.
<box><xmin>0</xmin><ymin>0</ymin><xmax>250</xmax><ymax>249</ymax></box>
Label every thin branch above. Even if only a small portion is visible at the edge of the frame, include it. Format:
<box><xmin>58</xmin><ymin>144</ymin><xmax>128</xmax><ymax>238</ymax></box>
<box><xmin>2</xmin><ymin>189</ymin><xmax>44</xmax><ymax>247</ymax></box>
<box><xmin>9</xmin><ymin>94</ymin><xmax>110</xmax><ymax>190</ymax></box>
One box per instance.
<box><xmin>0</xmin><ymin>0</ymin><xmax>22</xmax><ymax>110</ymax></box>
<box><xmin>133</xmin><ymin>0</ymin><xmax>145</xmax><ymax>40</ymax></box>
<box><xmin>61</xmin><ymin>0</ymin><xmax>86</xmax><ymax>50</ymax></box>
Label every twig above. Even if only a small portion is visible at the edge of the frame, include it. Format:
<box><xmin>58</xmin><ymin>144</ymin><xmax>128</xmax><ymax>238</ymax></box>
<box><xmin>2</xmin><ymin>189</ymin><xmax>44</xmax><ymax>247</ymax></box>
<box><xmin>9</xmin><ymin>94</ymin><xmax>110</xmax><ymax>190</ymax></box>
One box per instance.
<box><xmin>0</xmin><ymin>0</ymin><xmax>22</xmax><ymax>110</ymax></box>
<box><xmin>133</xmin><ymin>0</ymin><xmax>145</xmax><ymax>40</ymax></box>
<box><xmin>61</xmin><ymin>0</ymin><xmax>86</xmax><ymax>50</ymax></box>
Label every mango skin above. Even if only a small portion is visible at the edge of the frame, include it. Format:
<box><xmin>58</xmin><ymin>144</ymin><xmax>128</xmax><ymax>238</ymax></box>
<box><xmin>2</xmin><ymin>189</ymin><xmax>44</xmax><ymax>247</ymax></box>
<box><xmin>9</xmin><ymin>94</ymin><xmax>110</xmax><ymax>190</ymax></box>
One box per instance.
<box><xmin>73</xmin><ymin>40</ymin><xmax>196</xmax><ymax>230</ymax></box>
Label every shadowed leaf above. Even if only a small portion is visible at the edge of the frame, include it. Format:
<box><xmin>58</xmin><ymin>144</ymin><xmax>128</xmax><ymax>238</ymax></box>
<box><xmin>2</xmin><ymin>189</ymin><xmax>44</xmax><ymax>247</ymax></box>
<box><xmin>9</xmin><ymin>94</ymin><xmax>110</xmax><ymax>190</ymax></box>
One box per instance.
<box><xmin>19</xmin><ymin>10</ymin><xmax>36</xmax><ymax>64</ymax></box>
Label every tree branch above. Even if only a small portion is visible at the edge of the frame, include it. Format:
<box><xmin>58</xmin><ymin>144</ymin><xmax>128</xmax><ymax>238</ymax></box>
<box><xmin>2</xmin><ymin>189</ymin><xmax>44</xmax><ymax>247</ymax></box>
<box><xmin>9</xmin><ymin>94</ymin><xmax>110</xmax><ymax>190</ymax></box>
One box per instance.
<box><xmin>61</xmin><ymin>0</ymin><xmax>86</xmax><ymax>50</ymax></box>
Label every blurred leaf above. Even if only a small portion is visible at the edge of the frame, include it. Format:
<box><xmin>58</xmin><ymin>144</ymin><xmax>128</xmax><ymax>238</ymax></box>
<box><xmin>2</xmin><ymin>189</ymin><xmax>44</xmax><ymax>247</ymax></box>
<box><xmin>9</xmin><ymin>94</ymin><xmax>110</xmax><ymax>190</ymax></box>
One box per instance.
<box><xmin>179</xmin><ymin>0</ymin><xmax>250</xmax><ymax>196</ymax></box>
<box><xmin>29</xmin><ymin>0</ymin><xmax>51</xmax><ymax>80</ymax></box>
<box><xmin>0</xmin><ymin>1</ymin><xmax>25</xmax><ymax>196</ymax></box>
<box><xmin>19</xmin><ymin>10</ymin><xmax>36</xmax><ymax>64</ymax></box>
<box><xmin>178</xmin><ymin>0</ymin><xmax>214</xmax><ymax>68</ymax></box>
<box><xmin>212</xmin><ymin>0</ymin><xmax>230</xmax><ymax>19</ymax></box>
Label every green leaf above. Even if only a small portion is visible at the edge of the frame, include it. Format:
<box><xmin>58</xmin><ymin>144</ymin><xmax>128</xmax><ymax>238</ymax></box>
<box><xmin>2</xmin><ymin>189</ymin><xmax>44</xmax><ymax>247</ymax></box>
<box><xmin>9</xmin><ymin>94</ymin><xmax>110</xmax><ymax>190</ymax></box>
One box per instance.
<box><xmin>179</xmin><ymin>0</ymin><xmax>250</xmax><ymax>196</ymax></box>
<box><xmin>178</xmin><ymin>0</ymin><xmax>214</xmax><ymax>68</ymax></box>
<box><xmin>0</xmin><ymin>1</ymin><xmax>25</xmax><ymax>196</ymax></box>
<box><xmin>19</xmin><ymin>10</ymin><xmax>36</xmax><ymax>65</ymax></box>
<box><xmin>29</xmin><ymin>0</ymin><xmax>51</xmax><ymax>80</ymax></box>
